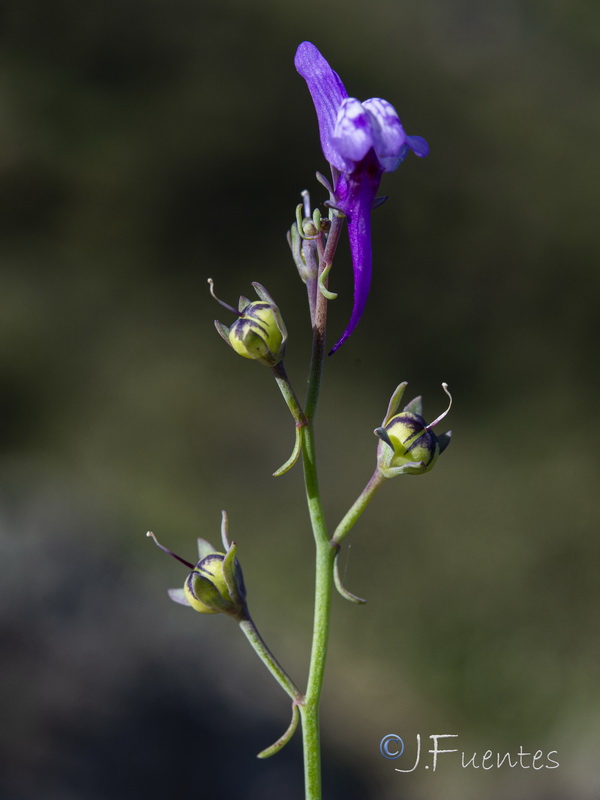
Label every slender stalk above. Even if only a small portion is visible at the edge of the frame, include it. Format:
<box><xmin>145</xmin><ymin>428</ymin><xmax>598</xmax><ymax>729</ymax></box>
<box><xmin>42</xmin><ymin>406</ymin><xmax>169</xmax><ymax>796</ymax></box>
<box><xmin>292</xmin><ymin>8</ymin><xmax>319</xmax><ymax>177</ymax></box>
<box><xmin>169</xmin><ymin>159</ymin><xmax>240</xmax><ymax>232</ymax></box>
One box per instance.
<box><xmin>305</xmin><ymin>213</ymin><xmax>346</xmax><ymax>421</ymax></box>
<box><xmin>298</xmin><ymin>468</ymin><xmax>387</xmax><ymax>799</ymax></box>
<box><xmin>270</xmin><ymin>366</ymin><xmax>331</xmax><ymax>798</ymax></box>
<box><xmin>295</xmin><ymin>422</ymin><xmax>333</xmax><ymax>799</ymax></box>
<box><xmin>302</xmin><ymin>238</ymin><xmax>319</xmax><ymax>326</ymax></box>
<box><xmin>239</xmin><ymin>615</ymin><xmax>304</xmax><ymax>703</ymax></box>
<box><xmin>331</xmin><ymin>468</ymin><xmax>386</xmax><ymax>547</ymax></box>
<box><xmin>298</xmin><ymin>484</ymin><xmax>336</xmax><ymax>798</ymax></box>
<box><xmin>296</xmin><ymin>212</ymin><xmax>346</xmax><ymax>800</ymax></box>
<box><xmin>272</xmin><ymin>362</ymin><xmax>307</xmax><ymax>426</ymax></box>
<box><xmin>273</xmin><ymin>202</ymin><xmax>347</xmax><ymax>799</ymax></box>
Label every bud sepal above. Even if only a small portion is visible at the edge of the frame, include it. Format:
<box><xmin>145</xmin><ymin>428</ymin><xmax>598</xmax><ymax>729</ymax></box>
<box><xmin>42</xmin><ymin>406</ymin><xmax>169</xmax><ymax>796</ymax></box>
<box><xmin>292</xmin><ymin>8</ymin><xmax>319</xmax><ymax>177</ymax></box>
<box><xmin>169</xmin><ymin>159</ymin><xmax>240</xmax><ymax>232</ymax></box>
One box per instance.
<box><xmin>375</xmin><ymin>382</ymin><xmax>452</xmax><ymax>477</ymax></box>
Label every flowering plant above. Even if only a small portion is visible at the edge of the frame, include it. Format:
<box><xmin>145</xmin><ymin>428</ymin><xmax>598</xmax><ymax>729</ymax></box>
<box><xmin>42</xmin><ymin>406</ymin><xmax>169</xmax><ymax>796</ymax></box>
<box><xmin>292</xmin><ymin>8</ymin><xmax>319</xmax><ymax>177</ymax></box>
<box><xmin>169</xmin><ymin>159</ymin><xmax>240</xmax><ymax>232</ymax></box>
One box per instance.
<box><xmin>148</xmin><ymin>42</ymin><xmax>450</xmax><ymax>799</ymax></box>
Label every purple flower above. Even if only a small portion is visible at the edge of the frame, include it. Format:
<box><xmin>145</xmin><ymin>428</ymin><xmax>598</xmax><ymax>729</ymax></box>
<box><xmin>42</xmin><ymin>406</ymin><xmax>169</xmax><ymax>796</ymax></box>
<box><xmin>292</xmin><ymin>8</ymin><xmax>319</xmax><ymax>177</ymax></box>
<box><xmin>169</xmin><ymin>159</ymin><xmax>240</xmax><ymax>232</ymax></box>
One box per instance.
<box><xmin>295</xmin><ymin>41</ymin><xmax>429</xmax><ymax>353</ymax></box>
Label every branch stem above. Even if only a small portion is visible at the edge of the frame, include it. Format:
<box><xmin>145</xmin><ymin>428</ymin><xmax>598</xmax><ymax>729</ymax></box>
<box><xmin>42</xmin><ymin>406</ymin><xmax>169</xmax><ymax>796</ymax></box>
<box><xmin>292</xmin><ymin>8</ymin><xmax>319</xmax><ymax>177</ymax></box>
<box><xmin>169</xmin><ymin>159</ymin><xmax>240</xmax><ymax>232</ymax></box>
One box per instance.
<box><xmin>239</xmin><ymin>616</ymin><xmax>304</xmax><ymax>703</ymax></box>
<box><xmin>332</xmin><ymin>469</ymin><xmax>386</xmax><ymax>547</ymax></box>
<box><xmin>272</xmin><ymin>362</ymin><xmax>307</xmax><ymax>426</ymax></box>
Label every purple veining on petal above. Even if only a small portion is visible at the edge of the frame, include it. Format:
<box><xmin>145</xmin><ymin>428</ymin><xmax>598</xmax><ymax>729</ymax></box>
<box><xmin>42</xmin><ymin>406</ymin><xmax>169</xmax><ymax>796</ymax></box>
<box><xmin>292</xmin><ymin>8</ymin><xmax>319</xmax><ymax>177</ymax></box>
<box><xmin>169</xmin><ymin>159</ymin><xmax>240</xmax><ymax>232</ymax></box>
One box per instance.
<box><xmin>294</xmin><ymin>42</ymin><xmax>349</xmax><ymax>172</ymax></box>
<box><xmin>332</xmin><ymin>98</ymin><xmax>374</xmax><ymax>163</ymax></box>
<box><xmin>362</xmin><ymin>98</ymin><xmax>407</xmax><ymax>171</ymax></box>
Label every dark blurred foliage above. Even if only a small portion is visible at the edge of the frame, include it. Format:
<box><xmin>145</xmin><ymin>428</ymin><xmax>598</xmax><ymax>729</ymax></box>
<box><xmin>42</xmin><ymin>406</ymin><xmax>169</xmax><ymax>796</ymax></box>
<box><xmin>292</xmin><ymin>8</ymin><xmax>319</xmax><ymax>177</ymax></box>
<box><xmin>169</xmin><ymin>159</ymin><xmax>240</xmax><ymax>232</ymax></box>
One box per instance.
<box><xmin>1</xmin><ymin>0</ymin><xmax>599</xmax><ymax>798</ymax></box>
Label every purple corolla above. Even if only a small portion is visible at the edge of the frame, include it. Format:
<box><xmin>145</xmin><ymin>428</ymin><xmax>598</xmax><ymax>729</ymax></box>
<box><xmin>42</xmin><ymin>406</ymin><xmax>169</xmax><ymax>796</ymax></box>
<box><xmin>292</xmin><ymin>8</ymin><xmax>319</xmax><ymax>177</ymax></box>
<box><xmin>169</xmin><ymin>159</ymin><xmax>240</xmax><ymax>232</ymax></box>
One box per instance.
<box><xmin>295</xmin><ymin>41</ymin><xmax>429</xmax><ymax>353</ymax></box>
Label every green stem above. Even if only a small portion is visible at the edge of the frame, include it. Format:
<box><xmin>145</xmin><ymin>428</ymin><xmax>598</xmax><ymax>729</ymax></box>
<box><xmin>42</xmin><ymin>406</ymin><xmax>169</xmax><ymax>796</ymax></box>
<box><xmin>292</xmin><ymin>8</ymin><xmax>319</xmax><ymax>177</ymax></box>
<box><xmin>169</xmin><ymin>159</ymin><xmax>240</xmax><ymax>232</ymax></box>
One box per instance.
<box><xmin>298</xmin><ymin>469</ymin><xmax>336</xmax><ymax>798</ymax></box>
<box><xmin>272</xmin><ymin>362</ymin><xmax>307</xmax><ymax>426</ymax></box>
<box><xmin>273</xmin><ymin>206</ymin><xmax>346</xmax><ymax>799</ymax></box>
<box><xmin>331</xmin><ymin>469</ymin><xmax>386</xmax><ymax>547</ymax></box>
<box><xmin>239</xmin><ymin>615</ymin><xmax>304</xmax><ymax>703</ymax></box>
<box><xmin>296</xmin><ymin>214</ymin><xmax>345</xmax><ymax>800</ymax></box>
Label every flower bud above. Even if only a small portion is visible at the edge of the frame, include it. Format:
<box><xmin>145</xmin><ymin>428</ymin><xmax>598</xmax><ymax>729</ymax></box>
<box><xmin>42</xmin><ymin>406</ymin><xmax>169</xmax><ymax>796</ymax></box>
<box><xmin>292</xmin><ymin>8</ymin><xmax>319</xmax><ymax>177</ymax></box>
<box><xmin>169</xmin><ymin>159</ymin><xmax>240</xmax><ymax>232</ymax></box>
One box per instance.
<box><xmin>147</xmin><ymin>512</ymin><xmax>248</xmax><ymax>620</ymax></box>
<box><xmin>209</xmin><ymin>280</ymin><xmax>287</xmax><ymax>367</ymax></box>
<box><xmin>374</xmin><ymin>382</ymin><xmax>452</xmax><ymax>477</ymax></box>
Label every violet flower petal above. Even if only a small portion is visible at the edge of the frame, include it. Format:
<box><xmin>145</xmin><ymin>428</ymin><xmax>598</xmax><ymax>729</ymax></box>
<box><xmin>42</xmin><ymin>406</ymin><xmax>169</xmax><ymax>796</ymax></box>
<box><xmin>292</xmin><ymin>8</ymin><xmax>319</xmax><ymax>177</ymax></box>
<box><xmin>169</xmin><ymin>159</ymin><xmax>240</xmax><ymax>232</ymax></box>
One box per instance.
<box><xmin>388</xmin><ymin>134</ymin><xmax>430</xmax><ymax>171</ymax></box>
<box><xmin>294</xmin><ymin>42</ymin><xmax>349</xmax><ymax>172</ymax></box>
<box><xmin>332</xmin><ymin>97</ymin><xmax>375</xmax><ymax>164</ymax></box>
<box><xmin>361</xmin><ymin>98</ymin><xmax>408</xmax><ymax>171</ymax></box>
<box><xmin>406</xmin><ymin>134</ymin><xmax>430</xmax><ymax>158</ymax></box>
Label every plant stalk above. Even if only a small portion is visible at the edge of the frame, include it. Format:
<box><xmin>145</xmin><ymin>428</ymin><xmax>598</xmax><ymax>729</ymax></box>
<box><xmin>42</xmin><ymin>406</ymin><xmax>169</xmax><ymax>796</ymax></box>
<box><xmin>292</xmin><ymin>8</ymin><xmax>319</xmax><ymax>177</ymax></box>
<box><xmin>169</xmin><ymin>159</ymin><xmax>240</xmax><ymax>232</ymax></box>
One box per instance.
<box><xmin>239</xmin><ymin>615</ymin><xmax>304</xmax><ymax>703</ymax></box>
<box><xmin>272</xmin><ymin>205</ymin><xmax>347</xmax><ymax>799</ymax></box>
<box><xmin>331</xmin><ymin>468</ymin><xmax>386</xmax><ymax>547</ymax></box>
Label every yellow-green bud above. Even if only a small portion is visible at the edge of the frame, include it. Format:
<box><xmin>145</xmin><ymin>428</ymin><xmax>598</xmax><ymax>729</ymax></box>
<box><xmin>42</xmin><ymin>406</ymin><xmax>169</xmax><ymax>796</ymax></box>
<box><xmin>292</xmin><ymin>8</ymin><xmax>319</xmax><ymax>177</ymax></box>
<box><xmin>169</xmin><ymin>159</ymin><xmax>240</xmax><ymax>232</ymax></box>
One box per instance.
<box><xmin>228</xmin><ymin>301</ymin><xmax>284</xmax><ymax>364</ymax></box>
<box><xmin>209</xmin><ymin>279</ymin><xmax>287</xmax><ymax>367</ymax></box>
<box><xmin>375</xmin><ymin>382</ymin><xmax>452</xmax><ymax>478</ymax></box>
<box><xmin>147</xmin><ymin>513</ymin><xmax>247</xmax><ymax>620</ymax></box>
<box><xmin>183</xmin><ymin>551</ymin><xmax>246</xmax><ymax>617</ymax></box>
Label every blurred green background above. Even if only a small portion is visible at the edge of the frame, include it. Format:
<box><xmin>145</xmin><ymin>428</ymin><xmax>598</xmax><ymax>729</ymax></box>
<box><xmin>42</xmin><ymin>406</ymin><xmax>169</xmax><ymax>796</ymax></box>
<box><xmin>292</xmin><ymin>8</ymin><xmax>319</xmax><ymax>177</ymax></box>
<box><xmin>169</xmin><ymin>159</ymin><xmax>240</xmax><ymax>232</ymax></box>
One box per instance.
<box><xmin>1</xmin><ymin>0</ymin><xmax>599</xmax><ymax>798</ymax></box>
